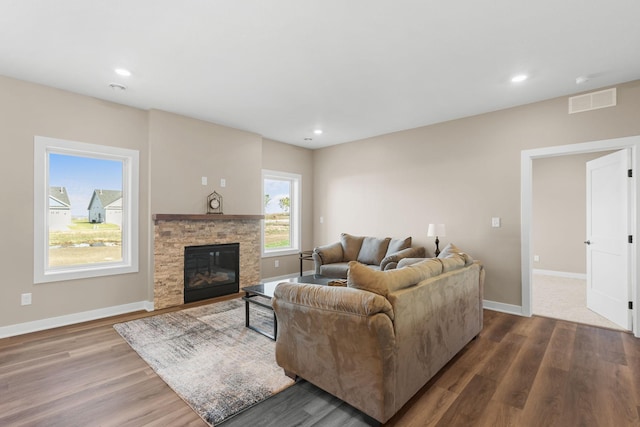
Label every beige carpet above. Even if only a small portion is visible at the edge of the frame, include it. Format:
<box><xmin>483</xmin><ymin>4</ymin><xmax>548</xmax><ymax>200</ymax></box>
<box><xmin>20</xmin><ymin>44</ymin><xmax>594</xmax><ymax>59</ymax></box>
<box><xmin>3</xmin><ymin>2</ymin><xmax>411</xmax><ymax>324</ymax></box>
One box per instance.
<box><xmin>114</xmin><ymin>298</ymin><xmax>294</xmax><ymax>426</ymax></box>
<box><xmin>532</xmin><ymin>273</ymin><xmax>624</xmax><ymax>330</ymax></box>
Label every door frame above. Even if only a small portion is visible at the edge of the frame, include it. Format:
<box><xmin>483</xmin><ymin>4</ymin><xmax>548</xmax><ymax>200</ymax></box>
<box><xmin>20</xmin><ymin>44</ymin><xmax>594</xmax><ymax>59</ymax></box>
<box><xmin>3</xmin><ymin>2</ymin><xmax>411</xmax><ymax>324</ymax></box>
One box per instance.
<box><xmin>521</xmin><ymin>135</ymin><xmax>640</xmax><ymax>337</ymax></box>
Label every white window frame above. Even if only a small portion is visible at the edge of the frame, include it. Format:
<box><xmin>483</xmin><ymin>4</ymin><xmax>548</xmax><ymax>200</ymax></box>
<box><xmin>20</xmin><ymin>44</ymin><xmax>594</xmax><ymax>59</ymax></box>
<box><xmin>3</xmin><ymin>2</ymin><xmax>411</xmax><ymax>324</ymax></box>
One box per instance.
<box><xmin>261</xmin><ymin>169</ymin><xmax>301</xmax><ymax>257</ymax></box>
<box><xmin>34</xmin><ymin>136</ymin><xmax>139</xmax><ymax>283</ymax></box>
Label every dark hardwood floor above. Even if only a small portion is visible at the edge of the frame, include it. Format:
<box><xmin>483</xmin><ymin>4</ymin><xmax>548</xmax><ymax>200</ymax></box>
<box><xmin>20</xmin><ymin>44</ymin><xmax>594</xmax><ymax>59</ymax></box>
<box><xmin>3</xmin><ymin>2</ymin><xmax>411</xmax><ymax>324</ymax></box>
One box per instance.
<box><xmin>1</xmin><ymin>298</ymin><xmax>639</xmax><ymax>426</ymax></box>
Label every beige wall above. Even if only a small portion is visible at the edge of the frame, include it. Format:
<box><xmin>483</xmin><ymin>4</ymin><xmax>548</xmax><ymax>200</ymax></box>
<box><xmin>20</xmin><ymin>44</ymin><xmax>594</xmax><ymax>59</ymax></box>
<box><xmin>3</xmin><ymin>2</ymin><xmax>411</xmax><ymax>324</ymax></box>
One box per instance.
<box><xmin>532</xmin><ymin>152</ymin><xmax>614</xmax><ymax>274</ymax></box>
<box><xmin>260</xmin><ymin>138</ymin><xmax>314</xmax><ymax>278</ymax></box>
<box><xmin>0</xmin><ymin>75</ymin><xmax>150</xmax><ymax>327</ymax></box>
<box><xmin>148</xmin><ymin>110</ymin><xmax>262</xmax><ymax>216</ymax></box>
<box><xmin>313</xmin><ymin>80</ymin><xmax>640</xmax><ymax>306</ymax></box>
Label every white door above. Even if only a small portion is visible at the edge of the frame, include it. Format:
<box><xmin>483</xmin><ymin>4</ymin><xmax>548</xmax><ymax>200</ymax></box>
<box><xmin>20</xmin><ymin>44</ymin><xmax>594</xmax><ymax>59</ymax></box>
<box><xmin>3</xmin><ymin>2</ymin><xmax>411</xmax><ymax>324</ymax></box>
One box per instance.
<box><xmin>586</xmin><ymin>149</ymin><xmax>630</xmax><ymax>329</ymax></box>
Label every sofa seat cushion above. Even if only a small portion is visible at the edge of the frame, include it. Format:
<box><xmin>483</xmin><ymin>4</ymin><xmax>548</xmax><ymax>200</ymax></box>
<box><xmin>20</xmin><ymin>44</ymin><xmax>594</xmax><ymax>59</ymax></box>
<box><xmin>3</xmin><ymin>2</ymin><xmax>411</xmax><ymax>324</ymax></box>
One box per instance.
<box><xmin>347</xmin><ymin>258</ymin><xmax>443</xmax><ymax>297</ymax></box>
<box><xmin>321</xmin><ymin>262</ymin><xmax>381</xmax><ymax>279</ymax></box>
<box><xmin>340</xmin><ymin>233</ymin><xmax>365</xmax><ymax>261</ymax></box>
<box><xmin>320</xmin><ymin>262</ymin><xmax>351</xmax><ymax>278</ymax></box>
<box><xmin>357</xmin><ymin>236</ymin><xmax>391</xmax><ymax>265</ymax></box>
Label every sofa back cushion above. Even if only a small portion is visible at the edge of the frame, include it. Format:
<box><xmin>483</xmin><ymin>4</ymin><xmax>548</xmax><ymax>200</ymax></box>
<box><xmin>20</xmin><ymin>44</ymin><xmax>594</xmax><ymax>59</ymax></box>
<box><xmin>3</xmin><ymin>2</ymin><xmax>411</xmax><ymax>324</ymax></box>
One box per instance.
<box><xmin>385</xmin><ymin>236</ymin><xmax>412</xmax><ymax>256</ymax></box>
<box><xmin>357</xmin><ymin>236</ymin><xmax>391</xmax><ymax>265</ymax></box>
<box><xmin>438</xmin><ymin>255</ymin><xmax>466</xmax><ymax>272</ymax></box>
<box><xmin>347</xmin><ymin>258</ymin><xmax>443</xmax><ymax>297</ymax></box>
<box><xmin>340</xmin><ymin>233</ymin><xmax>365</xmax><ymax>261</ymax></box>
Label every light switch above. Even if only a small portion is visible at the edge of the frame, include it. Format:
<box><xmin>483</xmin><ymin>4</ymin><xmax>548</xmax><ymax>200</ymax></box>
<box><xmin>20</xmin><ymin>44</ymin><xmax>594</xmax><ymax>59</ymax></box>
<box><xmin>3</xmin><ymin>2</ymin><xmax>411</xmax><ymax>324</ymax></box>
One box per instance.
<box><xmin>220</xmin><ymin>178</ymin><xmax>226</xmax><ymax>187</ymax></box>
<box><xmin>492</xmin><ymin>217</ymin><xmax>501</xmax><ymax>228</ymax></box>
<box><xmin>201</xmin><ymin>176</ymin><xmax>207</xmax><ymax>186</ymax></box>
<box><xmin>21</xmin><ymin>293</ymin><xmax>32</xmax><ymax>305</ymax></box>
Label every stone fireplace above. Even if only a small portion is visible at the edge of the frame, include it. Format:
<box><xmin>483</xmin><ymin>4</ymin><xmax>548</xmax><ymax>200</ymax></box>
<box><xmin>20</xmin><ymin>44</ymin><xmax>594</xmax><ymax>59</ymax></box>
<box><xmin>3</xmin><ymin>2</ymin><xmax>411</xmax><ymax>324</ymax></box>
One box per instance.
<box><xmin>152</xmin><ymin>214</ymin><xmax>263</xmax><ymax>309</ymax></box>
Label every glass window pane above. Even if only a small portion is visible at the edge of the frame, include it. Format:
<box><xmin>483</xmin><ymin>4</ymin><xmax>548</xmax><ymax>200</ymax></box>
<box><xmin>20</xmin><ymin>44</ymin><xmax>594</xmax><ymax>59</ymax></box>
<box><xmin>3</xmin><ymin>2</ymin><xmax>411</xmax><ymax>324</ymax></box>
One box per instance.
<box><xmin>48</xmin><ymin>153</ymin><xmax>123</xmax><ymax>267</ymax></box>
<box><xmin>264</xmin><ymin>178</ymin><xmax>291</xmax><ymax>250</ymax></box>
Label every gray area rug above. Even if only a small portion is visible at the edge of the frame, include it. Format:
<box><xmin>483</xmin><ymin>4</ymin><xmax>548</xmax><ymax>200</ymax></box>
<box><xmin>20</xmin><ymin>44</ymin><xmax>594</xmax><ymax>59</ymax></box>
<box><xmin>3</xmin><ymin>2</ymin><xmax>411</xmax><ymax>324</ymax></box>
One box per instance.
<box><xmin>113</xmin><ymin>298</ymin><xmax>294</xmax><ymax>426</ymax></box>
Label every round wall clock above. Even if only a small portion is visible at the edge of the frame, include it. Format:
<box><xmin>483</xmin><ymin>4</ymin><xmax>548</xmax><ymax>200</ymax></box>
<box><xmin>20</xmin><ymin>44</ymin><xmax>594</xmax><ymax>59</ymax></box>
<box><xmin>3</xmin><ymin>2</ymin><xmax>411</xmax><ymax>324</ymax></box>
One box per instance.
<box><xmin>207</xmin><ymin>191</ymin><xmax>223</xmax><ymax>214</ymax></box>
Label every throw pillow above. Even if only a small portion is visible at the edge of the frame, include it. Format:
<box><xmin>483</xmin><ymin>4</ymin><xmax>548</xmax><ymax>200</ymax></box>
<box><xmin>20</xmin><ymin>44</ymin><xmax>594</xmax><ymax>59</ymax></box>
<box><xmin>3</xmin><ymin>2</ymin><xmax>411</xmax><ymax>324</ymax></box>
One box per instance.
<box><xmin>438</xmin><ymin>243</ymin><xmax>475</xmax><ymax>266</ymax></box>
<box><xmin>437</xmin><ymin>243</ymin><xmax>462</xmax><ymax>258</ymax></box>
<box><xmin>357</xmin><ymin>236</ymin><xmax>391</xmax><ymax>265</ymax></box>
<box><xmin>340</xmin><ymin>233</ymin><xmax>365</xmax><ymax>261</ymax></box>
<box><xmin>386</xmin><ymin>236</ymin><xmax>412</xmax><ymax>256</ymax></box>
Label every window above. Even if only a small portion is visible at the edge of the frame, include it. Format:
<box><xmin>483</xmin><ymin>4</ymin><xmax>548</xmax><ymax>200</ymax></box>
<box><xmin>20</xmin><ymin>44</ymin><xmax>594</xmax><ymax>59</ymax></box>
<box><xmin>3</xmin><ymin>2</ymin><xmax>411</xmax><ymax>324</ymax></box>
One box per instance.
<box><xmin>34</xmin><ymin>136</ymin><xmax>139</xmax><ymax>283</ymax></box>
<box><xmin>262</xmin><ymin>170</ymin><xmax>301</xmax><ymax>257</ymax></box>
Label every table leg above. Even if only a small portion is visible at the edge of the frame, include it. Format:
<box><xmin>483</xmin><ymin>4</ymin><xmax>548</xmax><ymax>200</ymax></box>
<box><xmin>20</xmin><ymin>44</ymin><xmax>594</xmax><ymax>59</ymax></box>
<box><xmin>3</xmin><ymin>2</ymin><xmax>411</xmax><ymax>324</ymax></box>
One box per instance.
<box><xmin>245</xmin><ymin>292</ymin><xmax>250</xmax><ymax>327</ymax></box>
<box><xmin>242</xmin><ymin>292</ymin><xmax>276</xmax><ymax>340</ymax></box>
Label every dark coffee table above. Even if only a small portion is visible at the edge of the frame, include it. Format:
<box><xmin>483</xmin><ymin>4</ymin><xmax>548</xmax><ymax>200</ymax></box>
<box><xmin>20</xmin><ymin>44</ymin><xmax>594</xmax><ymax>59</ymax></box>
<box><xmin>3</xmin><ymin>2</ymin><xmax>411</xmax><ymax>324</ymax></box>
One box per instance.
<box><xmin>242</xmin><ymin>274</ymin><xmax>335</xmax><ymax>340</ymax></box>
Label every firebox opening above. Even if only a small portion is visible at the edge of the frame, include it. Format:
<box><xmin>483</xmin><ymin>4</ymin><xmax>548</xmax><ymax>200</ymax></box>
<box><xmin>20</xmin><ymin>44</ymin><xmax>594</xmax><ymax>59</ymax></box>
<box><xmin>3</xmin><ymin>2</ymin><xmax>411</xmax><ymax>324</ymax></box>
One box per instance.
<box><xmin>184</xmin><ymin>243</ymin><xmax>239</xmax><ymax>303</ymax></box>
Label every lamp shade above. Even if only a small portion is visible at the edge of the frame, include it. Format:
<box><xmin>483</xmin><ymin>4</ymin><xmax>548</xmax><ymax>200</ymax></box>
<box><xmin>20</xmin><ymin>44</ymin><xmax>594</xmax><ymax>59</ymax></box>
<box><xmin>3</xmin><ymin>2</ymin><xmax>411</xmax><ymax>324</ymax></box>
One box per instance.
<box><xmin>427</xmin><ymin>223</ymin><xmax>446</xmax><ymax>237</ymax></box>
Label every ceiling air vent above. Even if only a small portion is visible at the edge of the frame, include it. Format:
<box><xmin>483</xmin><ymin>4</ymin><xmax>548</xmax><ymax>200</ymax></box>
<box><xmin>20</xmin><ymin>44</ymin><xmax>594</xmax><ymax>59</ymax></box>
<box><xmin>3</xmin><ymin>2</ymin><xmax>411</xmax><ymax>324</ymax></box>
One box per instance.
<box><xmin>568</xmin><ymin>88</ymin><xmax>616</xmax><ymax>114</ymax></box>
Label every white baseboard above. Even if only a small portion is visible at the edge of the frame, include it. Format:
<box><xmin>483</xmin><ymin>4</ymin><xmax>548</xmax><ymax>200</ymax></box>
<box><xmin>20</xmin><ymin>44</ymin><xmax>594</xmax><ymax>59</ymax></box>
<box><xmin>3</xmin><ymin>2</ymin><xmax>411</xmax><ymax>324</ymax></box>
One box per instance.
<box><xmin>0</xmin><ymin>300</ymin><xmax>154</xmax><ymax>339</ymax></box>
<box><xmin>483</xmin><ymin>300</ymin><xmax>525</xmax><ymax>316</ymax></box>
<box><xmin>533</xmin><ymin>269</ymin><xmax>587</xmax><ymax>280</ymax></box>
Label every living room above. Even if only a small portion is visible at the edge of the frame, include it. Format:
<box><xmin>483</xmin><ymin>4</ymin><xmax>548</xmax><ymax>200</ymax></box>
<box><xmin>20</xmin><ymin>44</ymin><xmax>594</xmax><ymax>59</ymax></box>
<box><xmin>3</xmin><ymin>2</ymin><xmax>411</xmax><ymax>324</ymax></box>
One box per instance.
<box><xmin>2</xmin><ymin>1</ymin><xmax>640</xmax><ymax>425</ymax></box>
<box><xmin>3</xmin><ymin>75</ymin><xmax>640</xmax><ymax>336</ymax></box>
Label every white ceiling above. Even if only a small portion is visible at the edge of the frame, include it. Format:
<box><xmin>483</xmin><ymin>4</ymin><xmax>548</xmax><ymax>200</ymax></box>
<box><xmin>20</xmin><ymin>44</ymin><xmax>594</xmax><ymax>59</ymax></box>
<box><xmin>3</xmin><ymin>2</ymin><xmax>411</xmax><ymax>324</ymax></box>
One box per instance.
<box><xmin>1</xmin><ymin>1</ymin><xmax>639</xmax><ymax>149</ymax></box>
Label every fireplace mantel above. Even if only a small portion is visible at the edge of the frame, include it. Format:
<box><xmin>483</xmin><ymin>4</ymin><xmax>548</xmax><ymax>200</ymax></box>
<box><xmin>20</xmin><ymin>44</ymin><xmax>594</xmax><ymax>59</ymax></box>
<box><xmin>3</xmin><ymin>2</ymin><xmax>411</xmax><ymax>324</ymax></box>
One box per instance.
<box><xmin>153</xmin><ymin>213</ymin><xmax>264</xmax><ymax>222</ymax></box>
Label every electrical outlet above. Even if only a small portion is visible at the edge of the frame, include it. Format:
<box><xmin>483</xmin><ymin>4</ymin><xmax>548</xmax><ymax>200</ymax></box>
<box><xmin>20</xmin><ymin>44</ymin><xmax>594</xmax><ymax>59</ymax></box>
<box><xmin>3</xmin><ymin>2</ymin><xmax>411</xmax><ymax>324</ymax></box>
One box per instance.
<box><xmin>201</xmin><ymin>176</ymin><xmax>207</xmax><ymax>185</ymax></box>
<box><xmin>491</xmin><ymin>217</ymin><xmax>501</xmax><ymax>228</ymax></box>
<box><xmin>274</xmin><ymin>260</ymin><xmax>279</xmax><ymax>268</ymax></box>
<box><xmin>21</xmin><ymin>293</ymin><xmax>32</xmax><ymax>306</ymax></box>
<box><xmin>534</xmin><ymin>255</ymin><xmax>540</xmax><ymax>262</ymax></box>
<box><xmin>220</xmin><ymin>178</ymin><xmax>226</xmax><ymax>187</ymax></box>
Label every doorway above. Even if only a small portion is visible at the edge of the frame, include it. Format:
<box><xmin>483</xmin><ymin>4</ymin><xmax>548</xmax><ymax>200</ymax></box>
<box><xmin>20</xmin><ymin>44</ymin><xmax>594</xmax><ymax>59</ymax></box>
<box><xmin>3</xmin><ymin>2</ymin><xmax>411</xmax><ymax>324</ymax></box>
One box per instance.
<box><xmin>531</xmin><ymin>152</ymin><xmax>623</xmax><ymax>329</ymax></box>
<box><xmin>521</xmin><ymin>135</ymin><xmax>640</xmax><ymax>337</ymax></box>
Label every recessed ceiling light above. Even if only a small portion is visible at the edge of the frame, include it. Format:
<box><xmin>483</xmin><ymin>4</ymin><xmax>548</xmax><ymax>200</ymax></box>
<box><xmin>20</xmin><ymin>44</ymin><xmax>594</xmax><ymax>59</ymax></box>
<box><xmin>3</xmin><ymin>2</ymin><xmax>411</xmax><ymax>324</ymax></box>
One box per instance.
<box><xmin>511</xmin><ymin>74</ymin><xmax>528</xmax><ymax>83</ymax></box>
<box><xmin>115</xmin><ymin>68</ymin><xmax>131</xmax><ymax>77</ymax></box>
<box><xmin>313</xmin><ymin>129</ymin><xmax>323</xmax><ymax>135</ymax></box>
<box><xmin>576</xmin><ymin>76</ymin><xmax>590</xmax><ymax>85</ymax></box>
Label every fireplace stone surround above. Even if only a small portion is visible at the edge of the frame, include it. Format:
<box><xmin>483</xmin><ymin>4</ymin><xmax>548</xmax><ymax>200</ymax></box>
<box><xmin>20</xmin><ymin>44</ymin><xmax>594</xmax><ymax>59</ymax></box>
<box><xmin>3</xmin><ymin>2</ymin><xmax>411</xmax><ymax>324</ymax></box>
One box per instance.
<box><xmin>152</xmin><ymin>214</ymin><xmax>263</xmax><ymax>309</ymax></box>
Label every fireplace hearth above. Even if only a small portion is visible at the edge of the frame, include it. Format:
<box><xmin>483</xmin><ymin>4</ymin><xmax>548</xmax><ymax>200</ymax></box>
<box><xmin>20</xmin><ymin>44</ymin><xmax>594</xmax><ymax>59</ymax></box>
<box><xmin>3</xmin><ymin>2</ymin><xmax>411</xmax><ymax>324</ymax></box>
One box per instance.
<box><xmin>184</xmin><ymin>243</ymin><xmax>239</xmax><ymax>303</ymax></box>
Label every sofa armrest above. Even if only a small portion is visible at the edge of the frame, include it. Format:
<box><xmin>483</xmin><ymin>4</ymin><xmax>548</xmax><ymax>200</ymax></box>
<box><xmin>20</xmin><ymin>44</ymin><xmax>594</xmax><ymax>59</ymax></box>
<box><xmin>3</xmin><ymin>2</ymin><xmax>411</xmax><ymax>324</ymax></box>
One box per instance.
<box><xmin>272</xmin><ymin>283</ymin><xmax>397</xmax><ymax>422</ymax></box>
<box><xmin>273</xmin><ymin>282</ymin><xmax>393</xmax><ymax>319</ymax></box>
<box><xmin>312</xmin><ymin>242</ymin><xmax>344</xmax><ymax>273</ymax></box>
<box><xmin>380</xmin><ymin>246</ymin><xmax>426</xmax><ymax>271</ymax></box>
<box><xmin>313</xmin><ymin>241</ymin><xmax>344</xmax><ymax>264</ymax></box>
<box><xmin>397</xmin><ymin>257</ymin><xmax>428</xmax><ymax>269</ymax></box>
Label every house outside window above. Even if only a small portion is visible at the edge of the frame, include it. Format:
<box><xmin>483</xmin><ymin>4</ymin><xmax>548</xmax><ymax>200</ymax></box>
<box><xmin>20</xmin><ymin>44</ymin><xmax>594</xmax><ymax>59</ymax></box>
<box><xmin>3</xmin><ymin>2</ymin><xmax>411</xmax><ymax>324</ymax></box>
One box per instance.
<box><xmin>34</xmin><ymin>136</ymin><xmax>139</xmax><ymax>283</ymax></box>
<box><xmin>262</xmin><ymin>170</ymin><xmax>301</xmax><ymax>257</ymax></box>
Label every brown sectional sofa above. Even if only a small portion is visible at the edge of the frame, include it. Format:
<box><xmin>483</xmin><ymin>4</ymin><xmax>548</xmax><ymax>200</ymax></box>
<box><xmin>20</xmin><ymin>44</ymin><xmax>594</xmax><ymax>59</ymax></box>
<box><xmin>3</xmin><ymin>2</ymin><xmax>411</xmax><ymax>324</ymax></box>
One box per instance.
<box><xmin>272</xmin><ymin>244</ymin><xmax>484</xmax><ymax>423</ymax></box>
<box><xmin>312</xmin><ymin>233</ymin><xmax>426</xmax><ymax>278</ymax></box>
